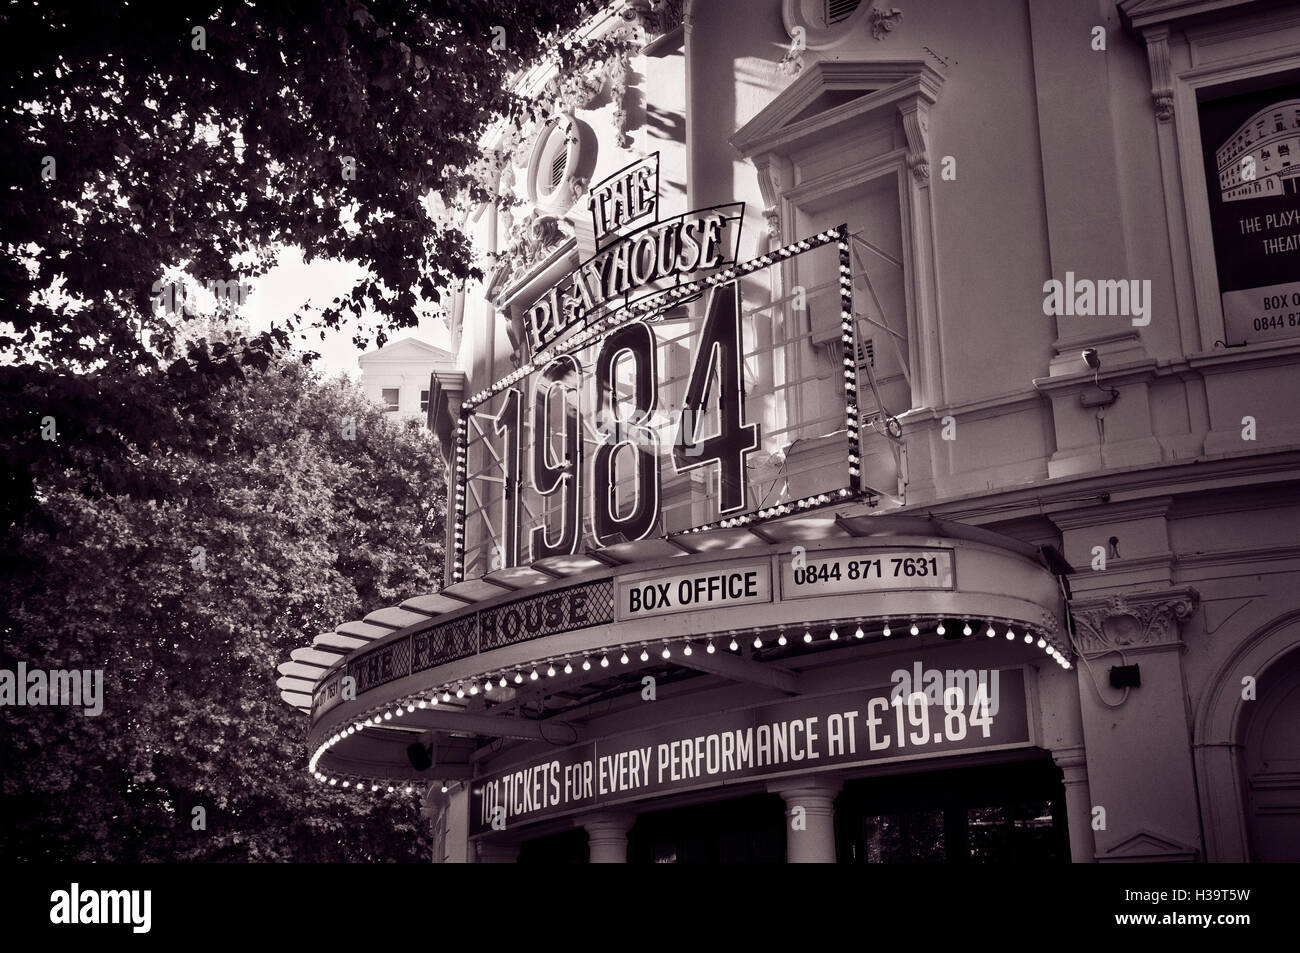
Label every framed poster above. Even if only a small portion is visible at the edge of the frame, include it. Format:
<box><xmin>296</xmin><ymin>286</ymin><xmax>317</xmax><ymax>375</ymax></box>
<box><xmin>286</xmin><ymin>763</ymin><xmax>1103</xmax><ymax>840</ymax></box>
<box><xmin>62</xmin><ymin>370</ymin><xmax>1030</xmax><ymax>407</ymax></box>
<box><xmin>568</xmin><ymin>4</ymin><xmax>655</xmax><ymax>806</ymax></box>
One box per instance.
<box><xmin>1198</xmin><ymin>79</ymin><xmax>1300</xmax><ymax>345</ymax></box>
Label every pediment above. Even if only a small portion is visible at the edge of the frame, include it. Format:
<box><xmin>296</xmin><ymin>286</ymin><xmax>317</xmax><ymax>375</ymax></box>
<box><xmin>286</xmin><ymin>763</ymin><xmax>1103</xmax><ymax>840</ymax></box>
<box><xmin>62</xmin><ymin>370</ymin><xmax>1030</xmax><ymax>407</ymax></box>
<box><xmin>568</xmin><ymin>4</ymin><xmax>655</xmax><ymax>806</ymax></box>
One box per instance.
<box><xmin>358</xmin><ymin>336</ymin><xmax>452</xmax><ymax>364</ymax></box>
<box><xmin>1098</xmin><ymin>828</ymin><xmax>1200</xmax><ymax>862</ymax></box>
<box><xmin>731</xmin><ymin>59</ymin><xmax>943</xmax><ymax>159</ymax></box>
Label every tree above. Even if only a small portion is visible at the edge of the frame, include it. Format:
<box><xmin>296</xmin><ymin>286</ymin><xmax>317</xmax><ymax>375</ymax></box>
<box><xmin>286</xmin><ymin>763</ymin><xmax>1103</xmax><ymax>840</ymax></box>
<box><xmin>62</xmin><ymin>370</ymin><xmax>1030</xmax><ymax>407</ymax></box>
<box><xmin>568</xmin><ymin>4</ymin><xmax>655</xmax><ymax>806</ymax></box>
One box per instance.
<box><xmin>0</xmin><ymin>0</ymin><xmax>621</xmax><ymax>532</ymax></box>
<box><xmin>0</xmin><ymin>355</ymin><xmax>447</xmax><ymax>861</ymax></box>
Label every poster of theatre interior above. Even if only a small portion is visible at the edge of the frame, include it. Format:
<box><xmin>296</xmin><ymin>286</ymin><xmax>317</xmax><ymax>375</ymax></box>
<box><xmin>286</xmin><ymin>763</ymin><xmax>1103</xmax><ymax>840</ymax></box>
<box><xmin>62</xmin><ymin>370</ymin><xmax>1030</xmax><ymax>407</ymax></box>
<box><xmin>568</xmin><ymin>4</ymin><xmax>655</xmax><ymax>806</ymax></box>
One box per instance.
<box><xmin>454</xmin><ymin>153</ymin><xmax>863</xmax><ymax>581</ymax></box>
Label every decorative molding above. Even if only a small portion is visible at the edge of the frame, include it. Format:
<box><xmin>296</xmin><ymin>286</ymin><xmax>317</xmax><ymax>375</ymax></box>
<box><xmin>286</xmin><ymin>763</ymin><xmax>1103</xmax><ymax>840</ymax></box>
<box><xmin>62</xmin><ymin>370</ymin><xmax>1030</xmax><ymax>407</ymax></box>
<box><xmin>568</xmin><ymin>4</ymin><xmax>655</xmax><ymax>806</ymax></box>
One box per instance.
<box><xmin>871</xmin><ymin>6</ymin><xmax>904</xmax><ymax>40</ymax></box>
<box><xmin>1070</xmin><ymin>586</ymin><xmax>1200</xmax><ymax>656</ymax></box>
<box><xmin>494</xmin><ymin>211</ymin><xmax>575</xmax><ymax>292</ymax></box>
<box><xmin>1145</xmin><ymin>28</ymin><xmax>1176</xmax><ymax>122</ymax></box>
<box><xmin>555</xmin><ymin>67</ymin><xmax>608</xmax><ymax>116</ymax></box>
<box><xmin>620</xmin><ymin>0</ymin><xmax>685</xmax><ymax>40</ymax></box>
<box><xmin>608</xmin><ymin>48</ymin><xmax>633</xmax><ymax>149</ymax></box>
<box><xmin>1097</xmin><ymin>827</ymin><xmax>1200</xmax><ymax>863</ymax></box>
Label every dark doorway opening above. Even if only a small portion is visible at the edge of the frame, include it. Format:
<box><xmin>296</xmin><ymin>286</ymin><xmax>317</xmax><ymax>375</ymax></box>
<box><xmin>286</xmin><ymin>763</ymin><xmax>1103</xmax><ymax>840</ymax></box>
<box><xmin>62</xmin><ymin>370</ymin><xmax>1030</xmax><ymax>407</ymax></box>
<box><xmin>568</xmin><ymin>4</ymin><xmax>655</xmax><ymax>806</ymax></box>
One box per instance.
<box><xmin>517</xmin><ymin>827</ymin><xmax>589</xmax><ymax>864</ymax></box>
<box><xmin>627</xmin><ymin>792</ymin><xmax>786</xmax><ymax>863</ymax></box>
<box><xmin>836</xmin><ymin>758</ymin><xmax>1070</xmax><ymax>863</ymax></box>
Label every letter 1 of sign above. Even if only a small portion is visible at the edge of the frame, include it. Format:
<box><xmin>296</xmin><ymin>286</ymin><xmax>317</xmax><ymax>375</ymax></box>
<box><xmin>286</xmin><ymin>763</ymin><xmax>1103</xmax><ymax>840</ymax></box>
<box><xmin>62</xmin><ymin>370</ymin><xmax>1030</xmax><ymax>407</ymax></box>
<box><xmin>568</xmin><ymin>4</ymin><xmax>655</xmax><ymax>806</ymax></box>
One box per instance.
<box><xmin>674</xmin><ymin>281</ymin><xmax>761</xmax><ymax>512</ymax></box>
<box><xmin>492</xmin><ymin>388</ymin><xmax>523</xmax><ymax>568</ymax></box>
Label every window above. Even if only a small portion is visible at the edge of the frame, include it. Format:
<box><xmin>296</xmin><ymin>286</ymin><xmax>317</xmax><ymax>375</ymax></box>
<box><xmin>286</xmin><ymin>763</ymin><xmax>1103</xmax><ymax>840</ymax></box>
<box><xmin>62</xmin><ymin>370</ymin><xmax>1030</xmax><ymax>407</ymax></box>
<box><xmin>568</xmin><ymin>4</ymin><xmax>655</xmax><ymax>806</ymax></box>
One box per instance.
<box><xmin>783</xmin><ymin>0</ymin><xmax>872</xmax><ymax>49</ymax></box>
<box><xmin>825</xmin><ymin>0</ymin><xmax>860</xmax><ymax>26</ymax></box>
<box><xmin>381</xmin><ymin>388</ymin><xmax>400</xmax><ymax>412</ymax></box>
<box><xmin>420</xmin><ymin>389</ymin><xmax>430</xmax><ymax>414</ymax></box>
<box><xmin>525</xmin><ymin>115</ymin><xmax>595</xmax><ymax>217</ymax></box>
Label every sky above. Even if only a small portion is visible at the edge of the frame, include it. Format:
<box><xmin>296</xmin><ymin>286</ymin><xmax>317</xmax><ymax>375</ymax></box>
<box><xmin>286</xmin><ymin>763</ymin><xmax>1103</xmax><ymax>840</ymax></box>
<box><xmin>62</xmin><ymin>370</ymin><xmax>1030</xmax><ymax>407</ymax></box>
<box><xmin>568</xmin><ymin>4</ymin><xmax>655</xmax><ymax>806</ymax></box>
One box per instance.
<box><xmin>241</xmin><ymin>248</ymin><xmax>452</xmax><ymax>379</ymax></box>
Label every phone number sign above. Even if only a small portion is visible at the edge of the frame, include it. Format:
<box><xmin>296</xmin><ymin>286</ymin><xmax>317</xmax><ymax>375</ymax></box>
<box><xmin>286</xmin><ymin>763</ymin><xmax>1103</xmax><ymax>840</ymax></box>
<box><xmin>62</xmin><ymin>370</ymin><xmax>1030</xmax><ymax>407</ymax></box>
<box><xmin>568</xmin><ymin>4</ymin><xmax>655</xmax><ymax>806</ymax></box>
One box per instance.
<box><xmin>779</xmin><ymin>549</ymin><xmax>955</xmax><ymax>599</ymax></box>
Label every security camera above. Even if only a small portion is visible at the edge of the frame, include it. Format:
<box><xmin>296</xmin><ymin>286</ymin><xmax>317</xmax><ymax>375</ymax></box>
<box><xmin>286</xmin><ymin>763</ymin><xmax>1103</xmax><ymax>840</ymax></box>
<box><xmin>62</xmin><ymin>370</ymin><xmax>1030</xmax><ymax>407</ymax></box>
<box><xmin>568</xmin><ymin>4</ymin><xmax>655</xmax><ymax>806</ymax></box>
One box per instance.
<box><xmin>1081</xmin><ymin>348</ymin><xmax>1100</xmax><ymax>371</ymax></box>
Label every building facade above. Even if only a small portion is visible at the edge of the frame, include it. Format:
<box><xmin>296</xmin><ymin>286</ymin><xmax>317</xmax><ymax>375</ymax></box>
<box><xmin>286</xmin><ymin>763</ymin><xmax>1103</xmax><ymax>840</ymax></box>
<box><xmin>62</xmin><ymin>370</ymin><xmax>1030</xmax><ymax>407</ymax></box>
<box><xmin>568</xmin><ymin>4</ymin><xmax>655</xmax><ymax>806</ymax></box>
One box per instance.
<box><xmin>357</xmin><ymin>336</ymin><xmax>454</xmax><ymax>420</ymax></box>
<box><xmin>277</xmin><ymin>0</ymin><xmax>1300</xmax><ymax>863</ymax></box>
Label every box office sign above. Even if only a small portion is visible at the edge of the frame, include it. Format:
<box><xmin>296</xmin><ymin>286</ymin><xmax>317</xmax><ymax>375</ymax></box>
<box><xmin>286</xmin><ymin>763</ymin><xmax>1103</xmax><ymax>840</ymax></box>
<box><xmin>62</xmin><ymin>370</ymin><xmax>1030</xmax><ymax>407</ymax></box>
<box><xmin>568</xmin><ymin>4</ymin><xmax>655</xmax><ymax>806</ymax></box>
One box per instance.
<box><xmin>1199</xmin><ymin>82</ymin><xmax>1300</xmax><ymax>345</ymax></box>
<box><xmin>469</xmin><ymin>667</ymin><xmax>1030</xmax><ymax>835</ymax></box>
<box><xmin>616</xmin><ymin>561</ymin><xmax>771</xmax><ymax>621</ymax></box>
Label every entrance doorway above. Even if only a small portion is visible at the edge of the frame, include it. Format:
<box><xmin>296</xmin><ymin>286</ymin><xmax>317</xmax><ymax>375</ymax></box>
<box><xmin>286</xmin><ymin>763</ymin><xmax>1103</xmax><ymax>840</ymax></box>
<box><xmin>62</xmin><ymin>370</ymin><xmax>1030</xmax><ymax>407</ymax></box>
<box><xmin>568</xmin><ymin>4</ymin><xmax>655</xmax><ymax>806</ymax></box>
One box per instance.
<box><xmin>627</xmin><ymin>792</ymin><xmax>787</xmax><ymax>863</ymax></box>
<box><xmin>836</xmin><ymin>758</ymin><xmax>1070</xmax><ymax>863</ymax></box>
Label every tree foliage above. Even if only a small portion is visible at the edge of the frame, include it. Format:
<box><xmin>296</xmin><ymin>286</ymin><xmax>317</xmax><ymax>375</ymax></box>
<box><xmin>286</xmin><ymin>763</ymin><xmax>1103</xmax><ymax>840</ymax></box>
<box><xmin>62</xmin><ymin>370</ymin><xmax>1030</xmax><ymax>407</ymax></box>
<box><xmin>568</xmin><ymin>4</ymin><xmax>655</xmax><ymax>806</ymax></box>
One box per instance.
<box><xmin>0</xmin><ymin>0</ymin><xmax>610</xmax><ymax>532</ymax></box>
<box><xmin>1</xmin><ymin>356</ymin><xmax>446</xmax><ymax>861</ymax></box>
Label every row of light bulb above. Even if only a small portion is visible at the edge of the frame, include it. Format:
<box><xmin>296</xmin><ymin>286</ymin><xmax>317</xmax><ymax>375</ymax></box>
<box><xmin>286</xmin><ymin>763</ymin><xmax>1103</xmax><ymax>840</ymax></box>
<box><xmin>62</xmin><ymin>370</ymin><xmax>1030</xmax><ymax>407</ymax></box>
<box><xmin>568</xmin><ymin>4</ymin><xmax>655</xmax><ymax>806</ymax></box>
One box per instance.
<box><xmin>309</xmin><ymin>613</ymin><xmax>1069</xmax><ymax>787</ymax></box>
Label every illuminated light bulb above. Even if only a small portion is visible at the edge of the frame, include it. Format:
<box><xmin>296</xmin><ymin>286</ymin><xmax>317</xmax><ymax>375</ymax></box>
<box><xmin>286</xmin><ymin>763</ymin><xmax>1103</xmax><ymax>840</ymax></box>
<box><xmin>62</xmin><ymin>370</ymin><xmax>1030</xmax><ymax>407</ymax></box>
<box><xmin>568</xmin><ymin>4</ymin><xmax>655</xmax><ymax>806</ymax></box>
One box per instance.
<box><xmin>730</xmin><ymin>637</ymin><xmax>740</xmax><ymax>651</ymax></box>
<box><xmin>418</xmin><ymin>700</ymin><xmax>427</xmax><ymax>709</ymax></box>
<box><xmin>547</xmin><ymin>665</ymin><xmax>556</xmax><ymax>677</ymax></box>
<box><xmin>564</xmin><ymin>661</ymin><xmax>573</xmax><ymax>674</ymax></box>
<box><xmin>963</xmin><ymin>623</ymin><xmax>972</xmax><ymax>636</ymax></box>
<box><xmin>406</xmin><ymin>703</ymin><xmax>415</xmax><ymax>713</ymax></box>
<box><xmin>440</xmin><ymin>785</ymin><xmax>448</xmax><ymax>794</ymax></box>
<box><xmin>640</xmin><ymin>648</ymin><xmax>649</xmax><ymax>662</ymax></box>
<box><xmin>936</xmin><ymin>622</ymin><xmax>946</xmax><ymax>636</ymax></box>
<box><xmin>986</xmin><ymin>625</ymin><xmax>996</xmax><ymax>638</ymax></box>
<box><xmin>582</xmin><ymin>658</ymin><xmax>591</xmax><ymax>671</ymax></box>
<box><xmin>513</xmin><ymin>672</ymin><xmax>523</xmax><ymax>684</ymax></box>
<box><xmin>499</xmin><ymin>675</ymin><xmax>508</xmax><ymax>687</ymax></box>
<box><xmin>683</xmin><ymin>644</ymin><xmax>693</xmax><ymax>656</ymax></box>
<box><xmin>430</xmin><ymin>696</ymin><xmax>439</xmax><ymax>706</ymax></box>
<box><xmin>1037</xmin><ymin>638</ymin><xmax>1047</xmax><ymax>649</ymax></box>
<box><xmin>706</xmin><ymin>641</ymin><xmax>716</xmax><ymax>654</ymax></box>
<box><xmin>662</xmin><ymin>645</ymin><xmax>671</xmax><ymax>659</ymax></box>
<box><xmin>384</xmin><ymin>711</ymin><xmax>393</xmax><ymax>719</ymax></box>
<box><xmin>329</xmin><ymin>779</ymin><xmax>337</xmax><ymax>786</ymax></box>
<box><xmin>1024</xmin><ymin>634</ymin><xmax>1034</xmax><ymax>644</ymax></box>
<box><xmin>600</xmin><ymin>655</ymin><xmax>609</xmax><ymax>668</ymax></box>
<box><xmin>1006</xmin><ymin>629</ymin><xmax>1015</xmax><ymax>640</ymax></box>
<box><xmin>620</xmin><ymin>651</ymin><xmax>629</xmax><ymax>665</ymax></box>
<box><xmin>455</xmin><ymin>688</ymin><xmax>464</xmax><ymax>699</ymax></box>
<box><xmin>387</xmin><ymin>786</ymin><xmax>394</xmax><ymax>793</ymax></box>
<box><xmin>803</xmin><ymin>630</ymin><xmax>813</xmax><ymax>643</ymax></box>
<box><xmin>405</xmin><ymin>786</ymin><xmax>413</xmax><ymax>794</ymax></box>
<box><xmin>1062</xmin><ymin>661</ymin><xmax>1071</xmax><ymax>670</ymax></box>
<box><xmin>753</xmin><ymin>635</ymin><xmax>763</xmax><ymax>649</ymax></box>
<box><xmin>442</xmin><ymin>691</ymin><xmax>452</xmax><ymax>701</ymax></box>
<box><xmin>854</xmin><ymin>626</ymin><xmax>865</xmax><ymax>639</ymax></box>
<box><xmin>778</xmin><ymin>633</ymin><xmax>788</xmax><ymax>646</ymax></box>
<box><xmin>829</xmin><ymin>628</ymin><xmax>839</xmax><ymax>641</ymax></box>
<box><xmin>484</xmin><ymin>681</ymin><xmax>492</xmax><ymax>692</ymax></box>
<box><xmin>372</xmin><ymin>784</ymin><xmax>379</xmax><ymax>792</ymax></box>
<box><xmin>468</xmin><ymin>684</ymin><xmax>478</xmax><ymax>695</ymax></box>
<box><xmin>909</xmin><ymin>623</ymin><xmax>919</xmax><ymax>636</ymax></box>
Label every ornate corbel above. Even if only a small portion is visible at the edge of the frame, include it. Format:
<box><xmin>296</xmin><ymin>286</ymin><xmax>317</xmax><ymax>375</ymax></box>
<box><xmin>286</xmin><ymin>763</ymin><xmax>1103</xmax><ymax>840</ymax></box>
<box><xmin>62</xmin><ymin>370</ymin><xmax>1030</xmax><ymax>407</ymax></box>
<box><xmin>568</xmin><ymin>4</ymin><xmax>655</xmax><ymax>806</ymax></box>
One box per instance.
<box><xmin>1144</xmin><ymin>28</ymin><xmax>1175</xmax><ymax>123</ymax></box>
<box><xmin>751</xmin><ymin>153</ymin><xmax>792</xmax><ymax>244</ymax></box>
<box><xmin>1069</xmin><ymin>587</ymin><xmax>1199</xmax><ymax>658</ymax></box>
<box><xmin>898</xmin><ymin>100</ymin><xmax>931</xmax><ymax>185</ymax></box>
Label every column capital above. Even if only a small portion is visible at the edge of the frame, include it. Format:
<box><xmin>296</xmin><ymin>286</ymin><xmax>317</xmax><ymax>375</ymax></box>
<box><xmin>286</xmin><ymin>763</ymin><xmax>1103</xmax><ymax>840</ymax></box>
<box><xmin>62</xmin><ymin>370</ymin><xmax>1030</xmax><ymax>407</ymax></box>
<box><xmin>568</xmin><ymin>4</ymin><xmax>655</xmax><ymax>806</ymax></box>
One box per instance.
<box><xmin>1069</xmin><ymin>586</ymin><xmax>1199</xmax><ymax>658</ymax></box>
<box><xmin>579</xmin><ymin>811</ymin><xmax>636</xmax><ymax>863</ymax></box>
<box><xmin>767</xmin><ymin>775</ymin><xmax>843</xmax><ymax>804</ymax></box>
